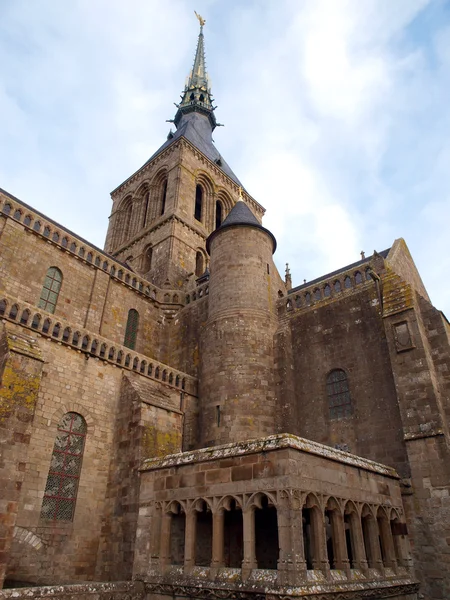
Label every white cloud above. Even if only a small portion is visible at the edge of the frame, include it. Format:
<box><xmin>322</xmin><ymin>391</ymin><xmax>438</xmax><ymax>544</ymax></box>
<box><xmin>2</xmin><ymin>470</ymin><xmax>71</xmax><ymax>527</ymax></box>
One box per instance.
<box><xmin>0</xmin><ymin>0</ymin><xmax>449</xmax><ymax>316</ymax></box>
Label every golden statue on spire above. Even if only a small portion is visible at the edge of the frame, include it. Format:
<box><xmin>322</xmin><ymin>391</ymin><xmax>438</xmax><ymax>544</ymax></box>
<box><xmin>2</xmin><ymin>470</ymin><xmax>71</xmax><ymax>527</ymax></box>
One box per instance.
<box><xmin>194</xmin><ymin>11</ymin><xmax>206</xmax><ymax>27</ymax></box>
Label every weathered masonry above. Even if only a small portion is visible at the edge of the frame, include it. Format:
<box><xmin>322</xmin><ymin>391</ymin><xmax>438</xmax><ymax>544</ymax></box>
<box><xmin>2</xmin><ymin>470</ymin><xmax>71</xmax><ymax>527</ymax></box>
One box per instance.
<box><xmin>1</xmin><ymin>13</ymin><xmax>449</xmax><ymax>600</ymax></box>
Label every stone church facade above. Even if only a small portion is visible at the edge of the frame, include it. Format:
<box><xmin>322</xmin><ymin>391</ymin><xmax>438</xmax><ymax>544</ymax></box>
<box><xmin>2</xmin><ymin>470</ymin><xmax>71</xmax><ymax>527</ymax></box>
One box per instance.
<box><xmin>0</xmin><ymin>18</ymin><xmax>449</xmax><ymax>600</ymax></box>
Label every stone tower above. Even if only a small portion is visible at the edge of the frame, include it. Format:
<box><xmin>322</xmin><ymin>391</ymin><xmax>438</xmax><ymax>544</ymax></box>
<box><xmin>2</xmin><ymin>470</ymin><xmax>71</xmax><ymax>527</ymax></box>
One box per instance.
<box><xmin>103</xmin><ymin>19</ymin><xmax>265</xmax><ymax>289</ymax></box>
<box><xmin>199</xmin><ymin>198</ymin><xmax>281</xmax><ymax>447</ymax></box>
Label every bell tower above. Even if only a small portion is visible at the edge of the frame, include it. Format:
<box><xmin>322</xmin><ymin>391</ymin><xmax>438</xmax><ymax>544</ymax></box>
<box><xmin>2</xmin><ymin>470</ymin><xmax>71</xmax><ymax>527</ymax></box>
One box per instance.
<box><xmin>104</xmin><ymin>14</ymin><xmax>265</xmax><ymax>289</ymax></box>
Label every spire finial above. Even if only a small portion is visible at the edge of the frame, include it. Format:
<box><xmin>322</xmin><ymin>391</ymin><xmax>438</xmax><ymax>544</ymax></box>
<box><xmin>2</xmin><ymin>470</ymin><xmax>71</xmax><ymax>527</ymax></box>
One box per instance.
<box><xmin>194</xmin><ymin>11</ymin><xmax>206</xmax><ymax>29</ymax></box>
<box><xmin>173</xmin><ymin>12</ymin><xmax>217</xmax><ymax>131</ymax></box>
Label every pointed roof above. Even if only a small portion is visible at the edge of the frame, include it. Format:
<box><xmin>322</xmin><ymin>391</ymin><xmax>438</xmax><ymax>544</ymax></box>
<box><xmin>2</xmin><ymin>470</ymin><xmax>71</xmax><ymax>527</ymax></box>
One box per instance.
<box><xmin>174</xmin><ymin>13</ymin><xmax>216</xmax><ymax>130</ymax></box>
<box><xmin>206</xmin><ymin>200</ymin><xmax>277</xmax><ymax>254</ymax></box>
<box><xmin>112</xmin><ymin>14</ymin><xmax>244</xmax><ymax>194</ymax></box>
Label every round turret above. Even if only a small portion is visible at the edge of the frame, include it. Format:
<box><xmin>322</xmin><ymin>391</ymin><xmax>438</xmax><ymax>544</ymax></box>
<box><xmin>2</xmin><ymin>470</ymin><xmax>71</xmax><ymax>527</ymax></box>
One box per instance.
<box><xmin>199</xmin><ymin>200</ymin><xmax>278</xmax><ymax>447</ymax></box>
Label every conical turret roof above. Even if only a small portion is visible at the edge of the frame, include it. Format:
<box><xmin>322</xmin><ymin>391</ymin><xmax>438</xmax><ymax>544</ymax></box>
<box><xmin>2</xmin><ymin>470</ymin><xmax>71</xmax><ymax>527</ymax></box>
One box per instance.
<box><xmin>206</xmin><ymin>200</ymin><xmax>277</xmax><ymax>254</ymax></box>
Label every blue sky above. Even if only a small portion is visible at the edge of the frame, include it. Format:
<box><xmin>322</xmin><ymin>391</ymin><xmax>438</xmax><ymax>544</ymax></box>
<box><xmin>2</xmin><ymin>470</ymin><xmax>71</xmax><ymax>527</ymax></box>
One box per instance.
<box><xmin>1</xmin><ymin>0</ymin><xmax>449</xmax><ymax>316</ymax></box>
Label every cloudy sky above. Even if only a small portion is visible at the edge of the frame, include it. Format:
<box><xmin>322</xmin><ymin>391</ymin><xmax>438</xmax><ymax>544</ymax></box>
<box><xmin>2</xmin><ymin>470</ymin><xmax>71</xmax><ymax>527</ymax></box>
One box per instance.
<box><xmin>1</xmin><ymin>0</ymin><xmax>449</xmax><ymax>315</ymax></box>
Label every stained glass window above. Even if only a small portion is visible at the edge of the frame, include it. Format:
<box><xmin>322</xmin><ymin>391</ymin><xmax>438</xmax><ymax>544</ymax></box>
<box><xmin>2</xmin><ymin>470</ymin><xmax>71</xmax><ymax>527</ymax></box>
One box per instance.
<box><xmin>327</xmin><ymin>369</ymin><xmax>352</xmax><ymax>419</ymax></box>
<box><xmin>40</xmin><ymin>412</ymin><xmax>87</xmax><ymax>521</ymax></box>
<box><xmin>124</xmin><ymin>309</ymin><xmax>139</xmax><ymax>350</ymax></box>
<box><xmin>38</xmin><ymin>267</ymin><xmax>62</xmax><ymax>314</ymax></box>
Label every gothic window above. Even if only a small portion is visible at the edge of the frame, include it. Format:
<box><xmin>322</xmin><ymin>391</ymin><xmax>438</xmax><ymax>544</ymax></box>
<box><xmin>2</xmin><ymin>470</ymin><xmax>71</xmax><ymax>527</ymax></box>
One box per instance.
<box><xmin>324</xmin><ymin>284</ymin><xmax>331</xmax><ymax>297</ymax></box>
<box><xmin>161</xmin><ymin>180</ymin><xmax>168</xmax><ymax>215</ymax></box>
<box><xmin>70</xmin><ymin>241</ymin><xmax>77</xmax><ymax>252</ymax></box>
<box><xmin>334</xmin><ymin>280</ymin><xmax>341</xmax><ymax>293</ymax></box>
<box><xmin>142</xmin><ymin>245</ymin><xmax>152</xmax><ymax>272</ymax></box>
<box><xmin>365</xmin><ymin>268</ymin><xmax>372</xmax><ymax>281</ymax></box>
<box><xmin>194</xmin><ymin>185</ymin><xmax>203</xmax><ymax>221</ymax></box>
<box><xmin>9</xmin><ymin>304</ymin><xmax>18</xmax><ymax>320</ymax></box>
<box><xmin>355</xmin><ymin>271</ymin><xmax>362</xmax><ymax>284</ymax></box>
<box><xmin>44</xmin><ymin>226</ymin><xmax>50</xmax><ymax>237</ymax></box>
<box><xmin>38</xmin><ymin>267</ymin><xmax>62</xmax><ymax>314</ymax></box>
<box><xmin>327</xmin><ymin>369</ymin><xmax>352</xmax><ymax>419</ymax></box>
<box><xmin>124</xmin><ymin>309</ymin><xmax>139</xmax><ymax>350</ymax></box>
<box><xmin>121</xmin><ymin>199</ymin><xmax>133</xmax><ymax>244</ymax></box>
<box><xmin>0</xmin><ymin>299</ymin><xmax>6</xmax><ymax>316</ymax></box>
<box><xmin>2</xmin><ymin>203</ymin><xmax>11</xmax><ymax>215</ymax></box>
<box><xmin>13</xmin><ymin>209</ymin><xmax>22</xmax><ymax>220</ymax></box>
<box><xmin>24</xmin><ymin>215</ymin><xmax>32</xmax><ymax>226</ymax></box>
<box><xmin>33</xmin><ymin>220</ymin><xmax>41</xmax><ymax>232</ymax></box>
<box><xmin>40</xmin><ymin>412</ymin><xmax>87</xmax><ymax>522</ymax></box>
<box><xmin>143</xmin><ymin>191</ymin><xmax>150</xmax><ymax>227</ymax></box>
<box><xmin>305</xmin><ymin>292</ymin><xmax>311</xmax><ymax>305</ymax></box>
<box><xmin>196</xmin><ymin>251</ymin><xmax>204</xmax><ymax>277</ymax></box>
<box><xmin>344</xmin><ymin>276</ymin><xmax>352</xmax><ymax>289</ymax></box>
<box><xmin>314</xmin><ymin>288</ymin><xmax>321</xmax><ymax>301</ymax></box>
<box><xmin>52</xmin><ymin>232</ymin><xmax>59</xmax><ymax>243</ymax></box>
<box><xmin>215</xmin><ymin>201</ymin><xmax>223</xmax><ymax>229</ymax></box>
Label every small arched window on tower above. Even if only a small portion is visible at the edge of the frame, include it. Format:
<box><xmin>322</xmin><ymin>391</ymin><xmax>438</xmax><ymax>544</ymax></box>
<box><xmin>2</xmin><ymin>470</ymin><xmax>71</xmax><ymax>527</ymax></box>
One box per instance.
<box><xmin>215</xmin><ymin>201</ymin><xmax>223</xmax><ymax>229</ymax></box>
<box><xmin>327</xmin><ymin>369</ymin><xmax>352</xmax><ymax>420</ymax></box>
<box><xmin>194</xmin><ymin>185</ymin><xmax>203</xmax><ymax>222</ymax></box>
<box><xmin>40</xmin><ymin>412</ymin><xmax>87</xmax><ymax>521</ymax></box>
<box><xmin>161</xmin><ymin>180</ymin><xmax>168</xmax><ymax>215</ymax></box>
<box><xmin>196</xmin><ymin>251</ymin><xmax>204</xmax><ymax>278</ymax></box>
<box><xmin>142</xmin><ymin>191</ymin><xmax>150</xmax><ymax>228</ymax></box>
<box><xmin>38</xmin><ymin>267</ymin><xmax>62</xmax><ymax>314</ymax></box>
<box><xmin>142</xmin><ymin>245</ymin><xmax>152</xmax><ymax>273</ymax></box>
<box><xmin>124</xmin><ymin>309</ymin><xmax>139</xmax><ymax>350</ymax></box>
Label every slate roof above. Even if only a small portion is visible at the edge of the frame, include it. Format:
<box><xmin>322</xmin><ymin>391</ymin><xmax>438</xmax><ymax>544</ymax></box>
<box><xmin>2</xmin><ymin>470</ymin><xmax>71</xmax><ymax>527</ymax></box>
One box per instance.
<box><xmin>206</xmin><ymin>200</ymin><xmax>276</xmax><ymax>254</ymax></box>
<box><xmin>143</xmin><ymin>112</ymin><xmax>243</xmax><ymax>187</ymax></box>
<box><xmin>288</xmin><ymin>248</ymin><xmax>391</xmax><ymax>294</ymax></box>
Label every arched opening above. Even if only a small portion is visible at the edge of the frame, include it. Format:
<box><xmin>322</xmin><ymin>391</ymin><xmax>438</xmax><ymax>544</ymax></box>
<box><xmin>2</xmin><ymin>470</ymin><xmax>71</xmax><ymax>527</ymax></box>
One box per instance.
<box><xmin>161</xmin><ymin>179</ymin><xmax>168</xmax><ymax>215</ymax></box>
<box><xmin>195</xmin><ymin>501</ymin><xmax>213</xmax><ymax>566</ymax></box>
<box><xmin>38</xmin><ymin>267</ymin><xmax>63</xmax><ymax>314</ymax></box>
<box><xmin>327</xmin><ymin>369</ymin><xmax>352</xmax><ymax>419</ymax></box>
<box><xmin>40</xmin><ymin>412</ymin><xmax>87</xmax><ymax>521</ymax></box>
<box><xmin>169</xmin><ymin>503</ymin><xmax>186</xmax><ymax>566</ymax></box>
<box><xmin>195</xmin><ymin>251</ymin><xmax>204</xmax><ymax>278</ymax></box>
<box><xmin>215</xmin><ymin>201</ymin><xmax>223</xmax><ymax>229</ymax></box>
<box><xmin>223</xmin><ymin>499</ymin><xmax>243</xmax><ymax>568</ymax></box>
<box><xmin>124</xmin><ymin>309</ymin><xmax>139</xmax><ymax>350</ymax></box>
<box><xmin>142</xmin><ymin>191</ymin><xmax>150</xmax><ymax>227</ymax></box>
<box><xmin>194</xmin><ymin>185</ymin><xmax>203</xmax><ymax>221</ymax></box>
<box><xmin>142</xmin><ymin>245</ymin><xmax>152</xmax><ymax>273</ymax></box>
<box><xmin>255</xmin><ymin>495</ymin><xmax>279</xmax><ymax>569</ymax></box>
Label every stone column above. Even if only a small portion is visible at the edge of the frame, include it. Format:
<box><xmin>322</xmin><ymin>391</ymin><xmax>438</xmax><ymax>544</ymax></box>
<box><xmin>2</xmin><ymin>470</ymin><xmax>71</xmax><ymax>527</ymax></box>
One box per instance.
<box><xmin>311</xmin><ymin>508</ymin><xmax>330</xmax><ymax>576</ymax></box>
<box><xmin>242</xmin><ymin>508</ymin><xmax>257</xmax><ymax>580</ymax></box>
<box><xmin>364</xmin><ymin>517</ymin><xmax>384</xmax><ymax>573</ymax></box>
<box><xmin>184</xmin><ymin>511</ymin><xmax>197</xmax><ymax>572</ymax></box>
<box><xmin>276</xmin><ymin>499</ymin><xmax>291</xmax><ymax>585</ymax></box>
<box><xmin>378</xmin><ymin>517</ymin><xmax>397</xmax><ymax>571</ymax></box>
<box><xmin>159</xmin><ymin>512</ymin><xmax>172</xmax><ymax>568</ymax></box>
<box><xmin>329</xmin><ymin>511</ymin><xmax>350</xmax><ymax>575</ymax></box>
<box><xmin>211</xmin><ymin>509</ymin><xmax>225</xmax><ymax>573</ymax></box>
<box><xmin>348</xmin><ymin>512</ymin><xmax>368</xmax><ymax>572</ymax></box>
<box><xmin>278</xmin><ymin>494</ymin><xmax>307</xmax><ymax>585</ymax></box>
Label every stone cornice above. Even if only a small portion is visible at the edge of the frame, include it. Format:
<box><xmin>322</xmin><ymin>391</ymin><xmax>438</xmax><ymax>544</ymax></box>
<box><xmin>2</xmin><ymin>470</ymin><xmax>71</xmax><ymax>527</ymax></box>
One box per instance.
<box><xmin>140</xmin><ymin>433</ymin><xmax>399</xmax><ymax>478</ymax></box>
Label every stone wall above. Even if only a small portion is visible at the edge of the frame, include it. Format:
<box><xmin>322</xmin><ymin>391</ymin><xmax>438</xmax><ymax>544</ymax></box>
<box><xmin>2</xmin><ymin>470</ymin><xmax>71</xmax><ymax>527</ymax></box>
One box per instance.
<box><xmin>0</xmin><ymin>326</ymin><xmax>44</xmax><ymax>588</ymax></box>
<box><xmin>278</xmin><ymin>280</ymin><xmax>409</xmax><ymax>477</ymax></box>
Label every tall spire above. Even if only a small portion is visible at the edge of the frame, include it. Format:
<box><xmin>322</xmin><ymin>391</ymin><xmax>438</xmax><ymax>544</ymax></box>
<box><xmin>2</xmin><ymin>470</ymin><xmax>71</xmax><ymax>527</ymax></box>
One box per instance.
<box><xmin>174</xmin><ymin>12</ymin><xmax>217</xmax><ymax>130</ymax></box>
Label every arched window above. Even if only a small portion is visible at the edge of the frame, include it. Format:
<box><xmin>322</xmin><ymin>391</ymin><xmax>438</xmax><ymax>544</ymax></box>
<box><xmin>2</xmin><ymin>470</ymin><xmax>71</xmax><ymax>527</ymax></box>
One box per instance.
<box><xmin>327</xmin><ymin>369</ymin><xmax>352</xmax><ymax>419</ymax></box>
<box><xmin>161</xmin><ymin>180</ymin><xmax>168</xmax><ymax>215</ymax></box>
<box><xmin>194</xmin><ymin>185</ymin><xmax>203</xmax><ymax>221</ymax></box>
<box><xmin>195</xmin><ymin>251</ymin><xmax>204</xmax><ymax>277</ymax></box>
<box><xmin>215</xmin><ymin>201</ymin><xmax>223</xmax><ymax>229</ymax></box>
<box><xmin>120</xmin><ymin>198</ymin><xmax>133</xmax><ymax>245</ymax></box>
<box><xmin>142</xmin><ymin>246</ymin><xmax>152</xmax><ymax>272</ymax></box>
<box><xmin>334</xmin><ymin>280</ymin><xmax>341</xmax><ymax>293</ymax></box>
<box><xmin>38</xmin><ymin>267</ymin><xmax>62</xmax><ymax>314</ymax></box>
<box><xmin>124</xmin><ymin>309</ymin><xmax>139</xmax><ymax>350</ymax></box>
<box><xmin>142</xmin><ymin>191</ymin><xmax>150</xmax><ymax>227</ymax></box>
<box><xmin>355</xmin><ymin>271</ymin><xmax>363</xmax><ymax>284</ymax></box>
<box><xmin>324</xmin><ymin>284</ymin><xmax>331</xmax><ymax>297</ymax></box>
<box><xmin>344</xmin><ymin>276</ymin><xmax>352</xmax><ymax>289</ymax></box>
<box><xmin>40</xmin><ymin>412</ymin><xmax>87</xmax><ymax>521</ymax></box>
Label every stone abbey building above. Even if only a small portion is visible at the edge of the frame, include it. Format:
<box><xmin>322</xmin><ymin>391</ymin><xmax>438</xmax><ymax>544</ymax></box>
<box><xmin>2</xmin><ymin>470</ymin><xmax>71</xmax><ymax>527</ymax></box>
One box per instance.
<box><xmin>1</xmin><ymin>17</ymin><xmax>449</xmax><ymax>600</ymax></box>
